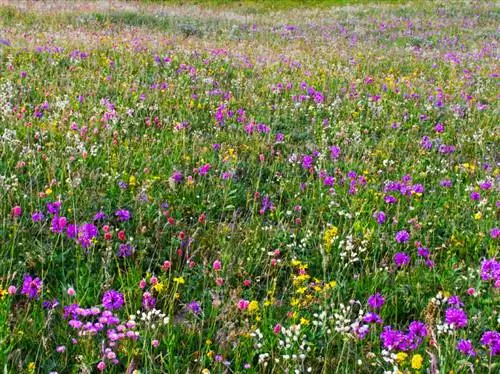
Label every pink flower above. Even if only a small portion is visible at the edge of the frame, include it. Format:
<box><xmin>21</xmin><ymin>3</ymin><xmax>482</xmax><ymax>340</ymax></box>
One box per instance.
<box><xmin>150</xmin><ymin>276</ymin><xmax>158</xmax><ymax>285</ymax></box>
<box><xmin>237</xmin><ymin>299</ymin><xmax>250</xmax><ymax>311</ymax></box>
<box><xmin>11</xmin><ymin>205</ymin><xmax>22</xmax><ymax>218</ymax></box>
<box><xmin>7</xmin><ymin>286</ymin><xmax>17</xmax><ymax>295</ymax></box>
<box><xmin>467</xmin><ymin>287</ymin><xmax>476</xmax><ymax>296</ymax></box>
<box><xmin>216</xmin><ymin>277</ymin><xmax>224</xmax><ymax>286</ymax></box>
<box><xmin>273</xmin><ymin>324</ymin><xmax>281</xmax><ymax>334</ymax></box>
<box><xmin>97</xmin><ymin>361</ymin><xmax>106</xmax><ymax>371</ymax></box>
<box><xmin>152</xmin><ymin>339</ymin><xmax>159</xmax><ymax>347</ymax></box>
<box><xmin>243</xmin><ymin>279</ymin><xmax>251</xmax><ymax>287</ymax></box>
<box><xmin>213</xmin><ymin>260</ymin><xmax>222</xmax><ymax>271</ymax></box>
<box><xmin>67</xmin><ymin>287</ymin><xmax>76</xmax><ymax>296</ymax></box>
<box><xmin>139</xmin><ymin>279</ymin><xmax>146</xmax><ymax>289</ymax></box>
<box><xmin>162</xmin><ymin>260</ymin><xmax>171</xmax><ymax>271</ymax></box>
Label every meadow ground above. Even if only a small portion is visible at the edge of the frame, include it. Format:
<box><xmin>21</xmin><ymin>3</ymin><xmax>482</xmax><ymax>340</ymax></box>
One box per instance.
<box><xmin>0</xmin><ymin>0</ymin><xmax>498</xmax><ymax>373</ymax></box>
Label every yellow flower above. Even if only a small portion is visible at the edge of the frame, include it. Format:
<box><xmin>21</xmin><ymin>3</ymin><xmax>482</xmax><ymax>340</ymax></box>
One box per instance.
<box><xmin>296</xmin><ymin>287</ymin><xmax>307</xmax><ymax>295</ymax></box>
<box><xmin>0</xmin><ymin>288</ymin><xmax>7</xmax><ymax>299</ymax></box>
<box><xmin>45</xmin><ymin>188</ymin><xmax>53</xmax><ymax>195</ymax></box>
<box><xmin>474</xmin><ymin>212</ymin><xmax>482</xmax><ymax>220</ymax></box>
<box><xmin>323</xmin><ymin>226</ymin><xmax>339</xmax><ymax>252</ymax></box>
<box><xmin>27</xmin><ymin>362</ymin><xmax>36</xmax><ymax>374</ymax></box>
<box><xmin>395</xmin><ymin>352</ymin><xmax>408</xmax><ymax>363</ymax></box>
<box><xmin>152</xmin><ymin>282</ymin><xmax>165</xmax><ymax>293</ymax></box>
<box><xmin>202</xmin><ymin>368</ymin><xmax>210</xmax><ymax>374</ymax></box>
<box><xmin>411</xmin><ymin>354</ymin><xmax>423</xmax><ymax>369</ymax></box>
<box><xmin>290</xmin><ymin>298</ymin><xmax>300</xmax><ymax>307</ymax></box>
<box><xmin>300</xmin><ymin>317</ymin><xmax>309</xmax><ymax>326</ymax></box>
<box><xmin>326</xmin><ymin>280</ymin><xmax>337</xmax><ymax>289</ymax></box>
<box><xmin>291</xmin><ymin>259</ymin><xmax>302</xmax><ymax>267</ymax></box>
<box><xmin>248</xmin><ymin>300</ymin><xmax>259</xmax><ymax>313</ymax></box>
<box><xmin>173</xmin><ymin>277</ymin><xmax>185</xmax><ymax>285</ymax></box>
<box><xmin>129</xmin><ymin>175</ymin><xmax>137</xmax><ymax>187</ymax></box>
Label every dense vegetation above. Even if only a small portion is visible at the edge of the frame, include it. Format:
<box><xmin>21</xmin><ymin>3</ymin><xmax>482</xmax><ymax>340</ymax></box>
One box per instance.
<box><xmin>0</xmin><ymin>0</ymin><xmax>498</xmax><ymax>373</ymax></box>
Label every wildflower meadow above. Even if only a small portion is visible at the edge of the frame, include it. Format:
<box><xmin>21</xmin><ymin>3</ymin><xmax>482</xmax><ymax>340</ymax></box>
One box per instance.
<box><xmin>0</xmin><ymin>0</ymin><xmax>498</xmax><ymax>373</ymax></box>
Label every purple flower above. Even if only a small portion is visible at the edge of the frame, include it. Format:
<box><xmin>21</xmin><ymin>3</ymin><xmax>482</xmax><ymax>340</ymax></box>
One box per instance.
<box><xmin>186</xmin><ymin>300</ymin><xmax>202</xmax><ymax>315</ymax></box>
<box><xmin>330</xmin><ymin>145</ymin><xmax>340</xmax><ymax>159</ymax></box>
<box><xmin>470</xmin><ymin>191</ymin><xmax>480</xmax><ymax>201</ymax></box>
<box><xmin>117</xmin><ymin>243</ymin><xmax>135</xmax><ymax>257</ymax></box>
<box><xmin>368</xmin><ymin>292</ymin><xmax>385</xmax><ymax>310</ymax></box>
<box><xmin>480</xmin><ymin>331</ymin><xmax>500</xmax><ymax>356</ymax></box>
<box><xmin>47</xmin><ymin>201</ymin><xmax>61</xmax><ymax>215</ymax></box>
<box><xmin>102</xmin><ymin>290</ymin><xmax>124</xmax><ymax>310</ymax></box>
<box><xmin>171</xmin><ymin>171</ymin><xmax>183</xmax><ymax>183</ymax></box>
<box><xmin>394</xmin><ymin>252</ymin><xmax>410</xmax><ymax>267</ymax></box>
<box><xmin>440</xmin><ymin>179</ymin><xmax>452</xmax><ymax>188</ymax></box>
<box><xmin>93</xmin><ymin>211</ymin><xmax>108</xmax><ymax>221</ymax></box>
<box><xmin>115</xmin><ymin>209</ymin><xmax>131</xmax><ymax>222</ymax></box>
<box><xmin>456</xmin><ymin>339</ymin><xmax>475</xmax><ymax>356</ymax></box>
<box><xmin>417</xmin><ymin>246</ymin><xmax>430</xmax><ymax>258</ymax></box>
<box><xmin>31</xmin><ymin>211</ymin><xmax>45</xmax><ymax>222</ymax></box>
<box><xmin>373</xmin><ymin>211</ymin><xmax>386</xmax><ymax>224</ymax></box>
<box><xmin>408</xmin><ymin>321</ymin><xmax>427</xmax><ymax>338</ymax></box>
<box><xmin>364</xmin><ymin>312</ymin><xmax>383</xmax><ymax>324</ymax></box>
<box><xmin>380</xmin><ymin>326</ymin><xmax>410</xmax><ymax>351</ymax></box>
<box><xmin>302</xmin><ymin>155</ymin><xmax>313</xmax><ymax>169</ymax></box>
<box><xmin>51</xmin><ymin>216</ymin><xmax>67</xmax><ymax>233</ymax></box>
<box><xmin>445</xmin><ymin>307</ymin><xmax>468</xmax><ymax>328</ymax></box>
<box><xmin>198</xmin><ymin>164</ymin><xmax>211</xmax><ymax>176</ymax></box>
<box><xmin>395</xmin><ymin>230</ymin><xmax>409</xmax><ymax>243</ymax></box>
<box><xmin>480</xmin><ymin>258</ymin><xmax>500</xmax><ymax>286</ymax></box>
<box><xmin>142</xmin><ymin>292</ymin><xmax>156</xmax><ymax>310</ymax></box>
<box><xmin>384</xmin><ymin>195</ymin><xmax>397</xmax><ymax>204</ymax></box>
<box><xmin>21</xmin><ymin>274</ymin><xmax>42</xmax><ymax>299</ymax></box>
<box><xmin>447</xmin><ymin>295</ymin><xmax>463</xmax><ymax>307</ymax></box>
<box><xmin>275</xmin><ymin>133</ymin><xmax>285</xmax><ymax>143</ymax></box>
<box><xmin>490</xmin><ymin>228</ymin><xmax>499</xmax><ymax>239</ymax></box>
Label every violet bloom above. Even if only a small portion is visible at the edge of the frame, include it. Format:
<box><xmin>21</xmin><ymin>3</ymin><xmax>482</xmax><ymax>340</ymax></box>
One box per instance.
<box><xmin>302</xmin><ymin>155</ymin><xmax>313</xmax><ymax>169</ymax></box>
<box><xmin>21</xmin><ymin>274</ymin><xmax>42</xmax><ymax>299</ymax></box>
<box><xmin>445</xmin><ymin>307</ymin><xmax>468</xmax><ymax>328</ymax></box>
<box><xmin>447</xmin><ymin>295</ymin><xmax>463</xmax><ymax>307</ymax></box>
<box><xmin>117</xmin><ymin>243</ymin><xmax>135</xmax><ymax>257</ymax></box>
<box><xmin>480</xmin><ymin>258</ymin><xmax>499</xmax><ymax>286</ymax></box>
<box><xmin>480</xmin><ymin>331</ymin><xmax>500</xmax><ymax>356</ymax></box>
<box><xmin>440</xmin><ymin>179</ymin><xmax>452</xmax><ymax>188</ymax></box>
<box><xmin>93</xmin><ymin>211</ymin><xmax>107</xmax><ymax>221</ymax></box>
<box><xmin>275</xmin><ymin>133</ymin><xmax>285</xmax><ymax>143</ymax></box>
<box><xmin>470</xmin><ymin>191</ymin><xmax>480</xmax><ymax>201</ymax></box>
<box><xmin>186</xmin><ymin>300</ymin><xmax>202</xmax><ymax>315</ymax></box>
<box><xmin>373</xmin><ymin>211</ymin><xmax>386</xmax><ymax>224</ymax></box>
<box><xmin>456</xmin><ymin>339</ymin><xmax>475</xmax><ymax>356</ymax></box>
<box><xmin>380</xmin><ymin>326</ymin><xmax>410</xmax><ymax>351</ymax></box>
<box><xmin>395</xmin><ymin>230</ymin><xmax>409</xmax><ymax>243</ymax></box>
<box><xmin>368</xmin><ymin>292</ymin><xmax>385</xmax><ymax>310</ymax></box>
<box><xmin>171</xmin><ymin>171</ymin><xmax>183</xmax><ymax>183</ymax></box>
<box><xmin>408</xmin><ymin>321</ymin><xmax>427</xmax><ymax>338</ymax></box>
<box><xmin>330</xmin><ymin>145</ymin><xmax>340</xmax><ymax>159</ymax></box>
<box><xmin>142</xmin><ymin>292</ymin><xmax>156</xmax><ymax>310</ymax></box>
<box><xmin>384</xmin><ymin>195</ymin><xmax>397</xmax><ymax>204</ymax></box>
<box><xmin>417</xmin><ymin>246</ymin><xmax>430</xmax><ymax>258</ymax></box>
<box><xmin>46</xmin><ymin>201</ymin><xmax>61</xmax><ymax>215</ymax></box>
<box><xmin>364</xmin><ymin>312</ymin><xmax>383</xmax><ymax>324</ymax></box>
<box><xmin>102</xmin><ymin>290</ymin><xmax>124</xmax><ymax>310</ymax></box>
<box><xmin>394</xmin><ymin>252</ymin><xmax>410</xmax><ymax>267</ymax></box>
<box><xmin>31</xmin><ymin>211</ymin><xmax>45</xmax><ymax>222</ymax></box>
<box><xmin>51</xmin><ymin>216</ymin><xmax>67</xmax><ymax>233</ymax></box>
<box><xmin>490</xmin><ymin>227</ymin><xmax>499</xmax><ymax>239</ymax></box>
<box><xmin>115</xmin><ymin>209</ymin><xmax>131</xmax><ymax>221</ymax></box>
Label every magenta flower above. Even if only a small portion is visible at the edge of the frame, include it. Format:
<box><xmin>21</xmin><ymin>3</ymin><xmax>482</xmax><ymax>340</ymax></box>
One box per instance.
<box><xmin>395</xmin><ymin>230</ymin><xmax>409</xmax><ymax>243</ymax></box>
<box><xmin>368</xmin><ymin>292</ymin><xmax>385</xmax><ymax>310</ymax></box>
<box><xmin>21</xmin><ymin>274</ymin><xmax>42</xmax><ymax>299</ymax></box>
<box><xmin>456</xmin><ymin>339</ymin><xmax>475</xmax><ymax>356</ymax></box>
<box><xmin>445</xmin><ymin>307</ymin><xmax>468</xmax><ymax>328</ymax></box>
<box><xmin>102</xmin><ymin>290</ymin><xmax>124</xmax><ymax>310</ymax></box>
<box><xmin>394</xmin><ymin>252</ymin><xmax>410</xmax><ymax>267</ymax></box>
